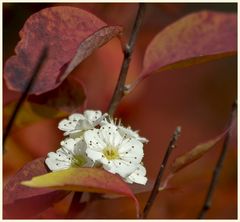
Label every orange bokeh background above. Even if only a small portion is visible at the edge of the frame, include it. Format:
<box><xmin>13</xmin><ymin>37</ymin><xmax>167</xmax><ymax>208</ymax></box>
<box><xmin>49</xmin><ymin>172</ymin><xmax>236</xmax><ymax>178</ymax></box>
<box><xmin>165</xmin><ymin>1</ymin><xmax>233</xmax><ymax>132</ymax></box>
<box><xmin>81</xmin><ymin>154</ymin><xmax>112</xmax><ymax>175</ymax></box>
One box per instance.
<box><xmin>3</xmin><ymin>3</ymin><xmax>237</xmax><ymax>219</ymax></box>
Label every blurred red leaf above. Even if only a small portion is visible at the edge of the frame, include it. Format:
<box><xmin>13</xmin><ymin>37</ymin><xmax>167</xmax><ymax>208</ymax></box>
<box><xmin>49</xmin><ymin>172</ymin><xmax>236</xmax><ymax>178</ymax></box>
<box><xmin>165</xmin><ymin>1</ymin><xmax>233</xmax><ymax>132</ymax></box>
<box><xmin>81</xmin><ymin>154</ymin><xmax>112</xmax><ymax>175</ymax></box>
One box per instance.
<box><xmin>159</xmin><ymin>115</ymin><xmax>236</xmax><ymax>191</ymax></box>
<box><xmin>171</xmin><ymin>132</ymin><xmax>227</xmax><ymax>174</ymax></box>
<box><xmin>22</xmin><ymin>167</ymin><xmax>140</xmax><ymax>218</ymax></box>
<box><xmin>171</xmin><ymin>110</ymin><xmax>236</xmax><ymax>174</ymax></box>
<box><xmin>3</xmin><ymin>157</ymin><xmax>69</xmax><ymax>219</ymax></box>
<box><xmin>29</xmin><ymin>75</ymin><xmax>86</xmax><ymax>113</ymax></box>
<box><xmin>138</xmin><ymin>11</ymin><xmax>236</xmax><ymax>83</ymax></box>
<box><xmin>4</xmin><ymin>6</ymin><xmax>122</xmax><ymax>95</ymax></box>
<box><xmin>3</xmin><ymin>101</ymin><xmax>67</xmax><ymax>130</ymax></box>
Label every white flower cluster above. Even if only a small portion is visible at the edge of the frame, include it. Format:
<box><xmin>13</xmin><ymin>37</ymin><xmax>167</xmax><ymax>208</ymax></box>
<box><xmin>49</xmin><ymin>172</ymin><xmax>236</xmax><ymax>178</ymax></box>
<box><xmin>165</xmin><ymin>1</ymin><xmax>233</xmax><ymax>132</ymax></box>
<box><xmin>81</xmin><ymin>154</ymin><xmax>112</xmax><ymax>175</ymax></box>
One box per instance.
<box><xmin>45</xmin><ymin>110</ymin><xmax>148</xmax><ymax>185</ymax></box>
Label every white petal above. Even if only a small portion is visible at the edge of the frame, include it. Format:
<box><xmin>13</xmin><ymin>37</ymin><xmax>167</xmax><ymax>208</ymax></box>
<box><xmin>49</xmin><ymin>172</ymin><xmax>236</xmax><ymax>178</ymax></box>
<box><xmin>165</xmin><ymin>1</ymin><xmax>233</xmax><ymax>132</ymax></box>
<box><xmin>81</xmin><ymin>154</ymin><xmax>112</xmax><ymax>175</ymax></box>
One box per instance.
<box><xmin>73</xmin><ymin>139</ymin><xmax>87</xmax><ymax>155</ymax></box>
<box><xmin>94</xmin><ymin>113</ymin><xmax>109</xmax><ymax>126</ymax></box>
<box><xmin>99</xmin><ymin>115</ymin><xmax>113</xmax><ymax>126</ymax></box>
<box><xmin>47</xmin><ymin>151</ymin><xmax>68</xmax><ymax>161</ymax></box>
<box><xmin>102</xmin><ymin>161</ymin><xmax>117</xmax><ymax>174</ymax></box>
<box><xmin>84</xmin><ymin>157</ymin><xmax>95</xmax><ymax>167</ymax></box>
<box><xmin>124</xmin><ymin>177</ymin><xmax>134</xmax><ymax>184</ymax></box>
<box><xmin>45</xmin><ymin>154</ymin><xmax>71</xmax><ymax>171</ymax></box>
<box><xmin>139</xmin><ymin>138</ymin><xmax>148</xmax><ymax>143</ymax></box>
<box><xmin>100</xmin><ymin>124</ymin><xmax>122</xmax><ymax>147</ymax></box>
<box><xmin>126</xmin><ymin>164</ymin><xmax>147</xmax><ymax>185</ymax></box>
<box><xmin>117</xmin><ymin>139</ymin><xmax>132</xmax><ymax>153</ymax></box>
<box><xmin>58</xmin><ymin>113</ymin><xmax>89</xmax><ymax>133</ymax></box>
<box><xmin>84</xmin><ymin>129</ymin><xmax>106</xmax><ymax>151</ymax></box>
<box><xmin>119</xmin><ymin>139</ymin><xmax>144</xmax><ymax>163</ymax></box>
<box><xmin>128</xmin><ymin>174</ymin><xmax>148</xmax><ymax>185</ymax></box>
<box><xmin>69</xmin><ymin>113</ymin><xmax>85</xmax><ymax>121</ymax></box>
<box><xmin>75</xmin><ymin>119</ymin><xmax>93</xmax><ymax>130</ymax></box>
<box><xmin>63</xmin><ymin>129</ymin><xmax>83</xmax><ymax>137</ymax></box>
<box><xmin>111</xmin><ymin>159</ymin><xmax>138</xmax><ymax>178</ymax></box>
<box><xmin>84</xmin><ymin>110</ymin><xmax>102</xmax><ymax>124</ymax></box>
<box><xmin>136</xmin><ymin>164</ymin><xmax>147</xmax><ymax>176</ymax></box>
<box><xmin>60</xmin><ymin>138</ymin><xmax>76</xmax><ymax>152</ymax></box>
<box><xmin>86</xmin><ymin>148</ymin><xmax>103</xmax><ymax>162</ymax></box>
<box><xmin>58</xmin><ymin>119</ymin><xmax>78</xmax><ymax>132</ymax></box>
<box><xmin>54</xmin><ymin>149</ymin><xmax>71</xmax><ymax>160</ymax></box>
<box><xmin>118</xmin><ymin>126</ymin><xmax>148</xmax><ymax>143</ymax></box>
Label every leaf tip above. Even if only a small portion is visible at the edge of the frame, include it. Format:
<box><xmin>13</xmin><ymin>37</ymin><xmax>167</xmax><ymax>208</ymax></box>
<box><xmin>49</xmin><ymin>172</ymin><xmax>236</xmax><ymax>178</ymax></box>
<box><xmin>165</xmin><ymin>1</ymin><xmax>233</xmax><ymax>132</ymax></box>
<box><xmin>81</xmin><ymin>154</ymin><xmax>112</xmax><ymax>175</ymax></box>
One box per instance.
<box><xmin>20</xmin><ymin>180</ymin><xmax>32</xmax><ymax>187</ymax></box>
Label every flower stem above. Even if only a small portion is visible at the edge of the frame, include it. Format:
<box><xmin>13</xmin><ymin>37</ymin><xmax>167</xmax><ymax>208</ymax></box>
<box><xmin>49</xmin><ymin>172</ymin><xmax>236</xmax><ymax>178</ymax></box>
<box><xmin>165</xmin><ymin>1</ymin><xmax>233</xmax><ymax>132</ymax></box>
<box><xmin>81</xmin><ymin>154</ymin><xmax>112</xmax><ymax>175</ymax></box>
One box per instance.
<box><xmin>107</xmin><ymin>3</ymin><xmax>146</xmax><ymax>116</ymax></box>
<box><xmin>197</xmin><ymin>101</ymin><xmax>237</xmax><ymax>219</ymax></box>
<box><xmin>142</xmin><ymin>126</ymin><xmax>181</xmax><ymax>219</ymax></box>
<box><xmin>3</xmin><ymin>47</ymin><xmax>48</xmax><ymax>153</ymax></box>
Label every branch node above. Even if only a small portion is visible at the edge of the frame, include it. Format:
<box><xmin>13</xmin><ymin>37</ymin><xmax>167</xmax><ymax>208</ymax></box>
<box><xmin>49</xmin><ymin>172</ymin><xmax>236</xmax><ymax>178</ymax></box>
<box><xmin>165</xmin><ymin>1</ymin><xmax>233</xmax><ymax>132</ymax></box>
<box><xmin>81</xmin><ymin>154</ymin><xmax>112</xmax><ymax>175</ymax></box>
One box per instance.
<box><xmin>107</xmin><ymin>4</ymin><xmax>146</xmax><ymax>116</ymax></box>
<box><xmin>124</xmin><ymin>44</ymin><xmax>131</xmax><ymax>57</ymax></box>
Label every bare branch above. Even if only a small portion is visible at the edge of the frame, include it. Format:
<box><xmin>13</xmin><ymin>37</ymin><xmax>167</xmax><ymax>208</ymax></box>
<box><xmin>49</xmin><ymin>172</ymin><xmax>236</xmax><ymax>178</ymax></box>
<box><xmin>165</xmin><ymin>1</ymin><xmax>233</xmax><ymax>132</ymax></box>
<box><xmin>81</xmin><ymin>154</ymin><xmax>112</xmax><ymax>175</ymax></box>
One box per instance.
<box><xmin>142</xmin><ymin>126</ymin><xmax>182</xmax><ymax>219</ymax></box>
<box><xmin>107</xmin><ymin>3</ymin><xmax>146</xmax><ymax>116</ymax></box>
<box><xmin>198</xmin><ymin>101</ymin><xmax>237</xmax><ymax>219</ymax></box>
<box><xmin>3</xmin><ymin>47</ymin><xmax>48</xmax><ymax>153</ymax></box>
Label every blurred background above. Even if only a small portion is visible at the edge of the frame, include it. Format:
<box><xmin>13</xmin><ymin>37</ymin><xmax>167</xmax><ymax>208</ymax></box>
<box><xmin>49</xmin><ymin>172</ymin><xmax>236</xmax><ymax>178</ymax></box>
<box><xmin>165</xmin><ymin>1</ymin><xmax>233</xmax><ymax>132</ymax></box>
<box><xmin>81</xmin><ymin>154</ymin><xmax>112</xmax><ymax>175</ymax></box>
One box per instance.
<box><xmin>3</xmin><ymin>3</ymin><xmax>237</xmax><ymax>219</ymax></box>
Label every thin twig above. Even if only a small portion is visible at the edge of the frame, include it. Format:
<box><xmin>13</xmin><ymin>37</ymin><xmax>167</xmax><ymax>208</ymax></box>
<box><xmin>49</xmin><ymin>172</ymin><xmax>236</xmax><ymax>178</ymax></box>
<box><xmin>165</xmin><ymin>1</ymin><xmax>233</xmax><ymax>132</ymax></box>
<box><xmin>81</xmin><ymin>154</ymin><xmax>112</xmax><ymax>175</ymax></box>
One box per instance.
<box><xmin>198</xmin><ymin>101</ymin><xmax>237</xmax><ymax>219</ymax></box>
<box><xmin>107</xmin><ymin>3</ymin><xmax>146</xmax><ymax>116</ymax></box>
<box><xmin>68</xmin><ymin>3</ymin><xmax>146</xmax><ymax>217</ymax></box>
<box><xmin>3</xmin><ymin>47</ymin><xmax>48</xmax><ymax>152</ymax></box>
<box><xmin>66</xmin><ymin>192</ymin><xmax>83</xmax><ymax>218</ymax></box>
<box><xmin>142</xmin><ymin>126</ymin><xmax>182</xmax><ymax>219</ymax></box>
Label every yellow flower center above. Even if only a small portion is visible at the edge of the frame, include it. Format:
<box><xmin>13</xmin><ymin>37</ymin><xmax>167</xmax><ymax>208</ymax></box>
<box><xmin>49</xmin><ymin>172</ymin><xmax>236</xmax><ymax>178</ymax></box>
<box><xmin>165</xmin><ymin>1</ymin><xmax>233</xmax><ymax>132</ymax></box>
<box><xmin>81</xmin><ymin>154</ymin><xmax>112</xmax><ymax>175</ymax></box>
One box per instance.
<box><xmin>103</xmin><ymin>146</ymin><xmax>119</xmax><ymax>160</ymax></box>
<box><xmin>71</xmin><ymin>154</ymin><xmax>87</xmax><ymax>167</ymax></box>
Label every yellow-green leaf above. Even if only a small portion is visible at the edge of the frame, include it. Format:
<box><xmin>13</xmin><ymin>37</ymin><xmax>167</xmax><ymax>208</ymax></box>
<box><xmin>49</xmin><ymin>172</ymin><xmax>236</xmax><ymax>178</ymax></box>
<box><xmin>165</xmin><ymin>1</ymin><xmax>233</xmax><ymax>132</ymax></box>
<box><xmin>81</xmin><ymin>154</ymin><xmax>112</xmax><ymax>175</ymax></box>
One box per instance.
<box><xmin>22</xmin><ymin>167</ymin><xmax>140</xmax><ymax>217</ymax></box>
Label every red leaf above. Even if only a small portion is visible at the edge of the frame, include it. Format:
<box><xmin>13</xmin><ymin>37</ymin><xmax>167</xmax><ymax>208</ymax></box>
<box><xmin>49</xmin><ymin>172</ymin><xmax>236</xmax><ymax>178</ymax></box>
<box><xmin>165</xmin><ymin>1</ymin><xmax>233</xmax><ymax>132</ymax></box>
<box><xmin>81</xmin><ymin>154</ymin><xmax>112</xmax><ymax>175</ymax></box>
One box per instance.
<box><xmin>22</xmin><ymin>167</ymin><xmax>141</xmax><ymax>218</ymax></box>
<box><xmin>3</xmin><ymin>157</ymin><xmax>69</xmax><ymax>219</ymax></box>
<box><xmin>29</xmin><ymin>76</ymin><xmax>86</xmax><ymax>113</ymax></box>
<box><xmin>170</xmin><ymin>132</ymin><xmax>226</xmax><ymax>174</ymax></box>
<box><xmin>171</xmin><ymin>111</ymin><xmax>236</xmax><ymax>174</ymax></box>
<box><xmin>159</xmin><ymin>116</ymin><xmax>236</xmax><ymax>191</ymax></box>
<box><xmin>139</xmin><ymin>11</ymin><xmax>236</xmax><ymax>82</ymax></box>
<box><xmin>4</xmin><ymin>6</ymin><xmax>122</xmax><ymax>95</ymax></box>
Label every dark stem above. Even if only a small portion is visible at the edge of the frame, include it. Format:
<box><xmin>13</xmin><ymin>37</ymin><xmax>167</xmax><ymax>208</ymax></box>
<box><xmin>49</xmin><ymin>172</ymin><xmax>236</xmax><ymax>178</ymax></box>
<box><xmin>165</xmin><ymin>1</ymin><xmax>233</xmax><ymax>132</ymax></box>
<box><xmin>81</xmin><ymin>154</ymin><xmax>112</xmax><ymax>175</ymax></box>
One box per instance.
<box><xmin>198</xmin><ymin>101</ymin><xmax>237</xmax><ymax>219</ymax></box>
<box><xmin>107</xmin><ymin>3</ymin><xmax>146</xmax><ymax>116</ymax></box>
<box><xmin>142</xmin><ymin>126</ymin><xmax>181</xmax><ymax>219</ymax></box>
<box><xmin>66</xmin><ymin>192</ymin><xmax>83</xmax><ymax>218</ymax></box>
<box><xmin>3</xmin><ymin>47</ymin><xmax>48</xmax><ymax>152</ymax></box>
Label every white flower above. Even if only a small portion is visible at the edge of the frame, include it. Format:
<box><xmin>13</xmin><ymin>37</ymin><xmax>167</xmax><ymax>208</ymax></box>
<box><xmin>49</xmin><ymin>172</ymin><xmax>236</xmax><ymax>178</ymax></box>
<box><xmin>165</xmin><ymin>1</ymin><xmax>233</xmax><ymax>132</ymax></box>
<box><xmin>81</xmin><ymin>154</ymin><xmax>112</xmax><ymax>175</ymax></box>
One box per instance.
<box><xmin>118</xmin><ymin>126</ymin><xmax>149</xmax><ymax>144</ymax></box>
<box><xmin>84</xmin><ymin>123</ymin><xmax>144</xmax><ymax>179</ymax></box>
<box><xmin>45</xmin><ymin>137</ymin><xmax>93</xmax><ymax>171</ymax></box>
<box><xmin>58</xmin><ymin>110</ymin><xmax>106</xmax><ymax>137</ymax></box>
<box><xmin>101</xmin><ymin>117</ymin><xmax>148</xmax><ymax>143</ymax></box>
<box><xmin>124</xmin><ymin>164</ymin><xmax>148</xmax><ymax>185</ymax></box>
